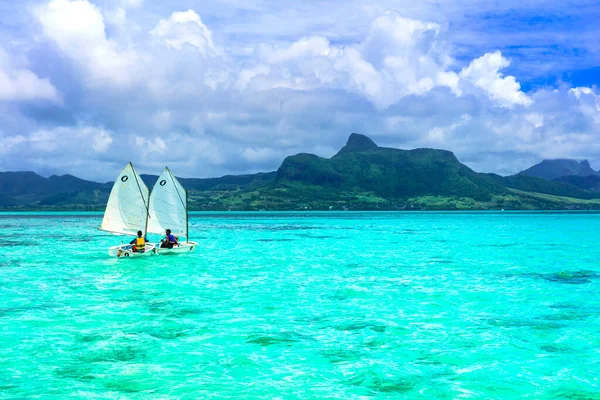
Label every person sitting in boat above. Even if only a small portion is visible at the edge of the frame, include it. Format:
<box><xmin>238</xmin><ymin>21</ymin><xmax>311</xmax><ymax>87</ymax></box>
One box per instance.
<box><xmin>130</xmin><ymin>230</ymin><xmax>149</xmax><ymax>253</ymax></box>
<box><xmin>160</xmin><ymin>229</ymin><xmax>178</xmax><ymax>248</ymax></box>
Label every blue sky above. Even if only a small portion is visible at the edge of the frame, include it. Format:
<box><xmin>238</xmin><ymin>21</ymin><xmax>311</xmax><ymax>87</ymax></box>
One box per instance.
<box><xmin>0</xmin><ymin>0</ymin><xmax>599</xmax><ymax>180</ymax></box>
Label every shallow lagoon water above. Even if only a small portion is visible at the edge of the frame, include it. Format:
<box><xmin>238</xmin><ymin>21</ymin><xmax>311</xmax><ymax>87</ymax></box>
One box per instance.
<box><xmin>1</xmin><ymin>211</ymin><xmax>599</xmax><ymax>398</ymax></box>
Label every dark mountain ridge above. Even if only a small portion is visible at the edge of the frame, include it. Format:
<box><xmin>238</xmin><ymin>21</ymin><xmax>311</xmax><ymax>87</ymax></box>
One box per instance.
<box><xmin>554</xmin><ymin>175</ymin><xmax>600</xmax><ymax>191</ymax></box>
<box><xmin>140</xmin><ymin>172</ymin><xmax>276</xmax><ymax>192</ymax></box>
<box><xmin>276</xmin><ymin>135</ymin><xmax>505</xmax><ymax>201</ymax></box>
<box><xmin>334</xmin><ymin>132</ymin><xmax>379</xmax><ymax>156</ymax></box>
<box><xmin>0</xmin><ymin>172</ymin><xmax>107</xmax><ymax>195</ymax></box>
<box><xmin>519</xmin><ymin>159</ymin><xmax>600</xmax><ymax>180</ymax></box>
<box><xmin>0</xmin><ymin>171</ymin><xmax>110</xmax><ymax>208</ymax></box>
<box><xmin>3</xmin><ymin>133</ymin><xmax>600</xmax><ymax>210</ymax></box>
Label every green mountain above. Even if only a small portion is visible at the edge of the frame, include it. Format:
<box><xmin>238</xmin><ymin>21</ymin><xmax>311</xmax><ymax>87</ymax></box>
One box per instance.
<box><xmin>3</xmin><ymin>133</ymin><xmax>600</xmax><ymax>210</ymax></box>
<box><xmin>191</xmin><ymin>134</ymin><xmax>600</xmax><ymax>211</ymax></box>
<box><xmin>0</xmin><ymin>193</ymin><xmax>19</xmax><ymax>207</ymax></box>
<box><xmin>519</xmin><ymin>159</ymin><xmax>599</xmax><ymax>180</ymax></box>
<box><xmin>554</xmin><ymin>175</ymin><xmax>600</xmax><ymax>191</ymax></box>
<box><xmin>487</xmin><ymin>173</ymin><xmax>600</xmax><ymax>199</ymax></box>
<box><xmin>275</xmin><ymin>134</ymin><xmax>506</xmax><ymax>201</ymax></box>
<box><xmin>334</xmin><ymin>132</ymin><xmax>379</xmax><ymax>156</ymax></box>
<box><xmin>0</xmin><ymin>171</ymin><xmax>110</xmax><ymax>208</ymax></box>
<box><xmin>0</xmin><ymin>169</ymin><xmax>277</xmax><ymax>210</ymax></box>
<box><xmin>140</xmin><ymin>172</ymin><xmax>276</xmax><ymax>192</ymax></box>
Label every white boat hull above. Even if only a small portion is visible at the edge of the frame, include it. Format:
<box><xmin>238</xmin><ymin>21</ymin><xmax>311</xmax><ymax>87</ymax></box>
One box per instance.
<box><xmin>108</xmin><ymin>243</ymin><xmax>156</xmax><ymax>258</ymax></box>
<box><xmin>152</xmin><ymin>241</ymin><xmax>197</xmax><ymax>255</ymax></box>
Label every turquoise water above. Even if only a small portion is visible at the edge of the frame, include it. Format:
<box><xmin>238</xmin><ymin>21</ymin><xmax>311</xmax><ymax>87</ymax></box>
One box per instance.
<box><xmin>1</xmin><ymin>211</ymin><xmax>600</xmax><ymax>398</ymax></box>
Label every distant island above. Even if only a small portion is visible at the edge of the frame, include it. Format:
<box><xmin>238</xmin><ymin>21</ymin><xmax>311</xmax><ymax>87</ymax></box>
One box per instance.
<box><xmin>2</xmin><ymin>133</ymin><xmax>600</xmax><ymax>211</ymax></box>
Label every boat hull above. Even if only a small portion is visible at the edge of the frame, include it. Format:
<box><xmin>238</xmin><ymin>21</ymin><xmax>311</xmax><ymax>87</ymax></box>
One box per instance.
<box><xmin>108</xmin><ymin>243</ymin><xmax>156</xmax><ymax>258</ymax></box>
<box><xmin>152</xmin><ymin>241</ymin><xmax>197</xmax><ymax>255</ymax></box>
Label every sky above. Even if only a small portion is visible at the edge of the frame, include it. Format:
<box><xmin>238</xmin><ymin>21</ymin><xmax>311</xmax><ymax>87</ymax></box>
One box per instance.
<box><xmin>0</xmin><ymin>0</ymin><xmax>599</xmax><ymax>181</ymax></box>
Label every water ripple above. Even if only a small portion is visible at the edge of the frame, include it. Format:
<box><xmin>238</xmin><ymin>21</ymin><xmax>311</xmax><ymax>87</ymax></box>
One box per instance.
<box><xmin>0</xmin><ymin>211</ymin><xmax>599</xmax><ymax>398</ymax></box>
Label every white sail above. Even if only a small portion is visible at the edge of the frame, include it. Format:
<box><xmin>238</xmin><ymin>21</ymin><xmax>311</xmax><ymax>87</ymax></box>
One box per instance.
<box><xmin>147</xmin><ymin>167</ymin><xmax>188</xmax><ymax>238</ymax></box>
<box><xmin>100</xmin><ymin>163</ymin><xmax>150</xmax><ymax>235</ymax></box>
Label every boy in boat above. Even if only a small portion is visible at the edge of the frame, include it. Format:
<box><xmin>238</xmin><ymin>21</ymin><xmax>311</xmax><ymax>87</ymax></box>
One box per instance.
<box><xmin>130</xmin><ymin>230</ymin><xmax>149</xmax><ymax>253</ymax></box>
<box><xmin>160</xmin><ymin>229</ymin><xmax>178</xmax><ymax>248</ymax></box>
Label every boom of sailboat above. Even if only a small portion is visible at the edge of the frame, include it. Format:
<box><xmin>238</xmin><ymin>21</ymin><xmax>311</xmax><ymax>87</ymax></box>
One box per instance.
<box><xmin>100</xmin><ymin>163</ymin><xmax>197</xmax><ymax>258</ymax></box>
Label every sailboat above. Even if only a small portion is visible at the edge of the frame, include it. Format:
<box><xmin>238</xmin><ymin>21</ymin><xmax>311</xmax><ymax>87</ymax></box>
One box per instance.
<box><xmin>100</xmin><ymin>162</ymin><xmax>156</xmax><ymax>257</ymax></box>
<box><xmin>147</xmin><ymin>167</ymin><xmax>197</xmax><ymax>255</ymax></box>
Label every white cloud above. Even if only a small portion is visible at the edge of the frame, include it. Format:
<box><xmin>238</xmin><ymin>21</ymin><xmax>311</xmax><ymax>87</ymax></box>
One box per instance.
<box><xmin>0</xmin><ymin>49</ymin><xmax>59</xmax><ymax>102</ymax></box>
<box><xmin>525</xmin><ymin>113</ymin><xmax>544</xmax><ymax>129</ymax></box>
<box><xmin>241</xmin><ymin>147</ymin><xmax>278</xmax><ymax>163</ymax></box>
<box><xmin>152</xmin><ymin>110</ymin><xmax>172</xmax><ymax>129</ymax></box>
<box><xmin>125</xmin><ymin>0</ymin><xmax>143</xmax><ymax>8</ymax></box>
<box><xmin>334</xmin><ymin>47</ymin><xmax>385</xmax><ymax>103</ymax></box>
<box><xmin>235</xmin><ymin>64</ymin><xmax>270</xmax><ymax>90</ymax></box>
<box><xmin>569</xmin><ymin>87</ymin><xmax>594</xmax><ymax>98</ymax></box>
<box><xmin>1</xmin><ymin>126</ymin><xmax>114</xmax><ymax>158</ymax></box>
<box><xmin>35</xmin><ymin>0</ymin><xmax>137</xmax><ymax>87</ymax></box>
<box><xmin>2</xmin><ymin>1</ymin><xmax>597</xmax><ymax>180</ymax></box>
<box><xmin>237</xmin><ymin>13</ymin><xmax>498</xmax><ymax>108</ymax></box>
<box><xmin>258</xmin><ymin>36</ymin><xmax>333</xmax><ymax>64</ymax></box>
<box><xmin>92</xmin><ymin>129</ymin><xmax>113</xmax><ymax>152</ymax></box>
<box><xmin>460</xmin><ymin>51</ymin><xmax>531</xmax><ymax>107</ymax></box>
<box><xmin>0</xmin><ymin>135</ymin><xmax>27</xmax><ymax>156</ymax></box>
<box><xmin>150</xmin><ymin>10</ymin><xmax>220</xmax><ymax>57</ymax></box>
<box><xmin>569</xmin><ymin>86</ymin><xmax>599</xmax><ymax>113</ymax></box>
<box><xmin>363</xmin><ymin>12</ymin><xmax>442</xmax><ymax>53</ymax></box>
<box><xmin>135</xmin><ymin>136</ymin><xmax>167</xmax><ymax>153</ymax></box>
<box><xmin>29</xmin><ymin>129</ymin><xmax>61</xmax><ymax>152</ymax></box>
<box><xmin>31</xmin><ymin>4</ymin><xmax>533</xmax><ymax>110</ymax></box>
<box><xmin>568</xmin><ymin>86</ymin><xmax>600</xmax><ymax>126</ymax></box>
<box><xmin>109</xmin><ymin>8</ymin><xmax>127</xmax><ymax>25</ymax></box>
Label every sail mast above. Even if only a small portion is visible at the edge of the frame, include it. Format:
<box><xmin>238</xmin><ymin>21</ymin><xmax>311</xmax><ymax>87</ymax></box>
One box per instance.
<box><xmin>144</xmin><ymin>188</ymin><xmax>150</xmax><ymax>237</ymax></box>
<box><xmin>167</xmin><ymin>166</ymin><xmax>188</xmax><ymax>242</ymax></box>
<box><xmin>186</xmin><ymin>188</ymin><xmax>189</xmax><ymax>243</ymax></box>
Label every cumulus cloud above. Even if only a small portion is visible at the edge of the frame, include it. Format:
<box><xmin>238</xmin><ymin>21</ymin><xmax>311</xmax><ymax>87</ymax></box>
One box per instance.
<box><xmin>35</xmin><ymin>0</ymin><xmax>138</xmax><ymax>87</ymax></box>
<box><xmin>135</xmin><ymin>136</ymin><xmax>167</xmax><ymax>153</ymax></box>
<box><xmin>0</xmin><ymin>125</ymin><xmax>119</xmax><ymax>177</ymax></box>
<box><xmin>4</xmin><ymin>126</ymin><xmax>113</xmax><ymax>155</ymax></box>
<box><xmin>460</xmin><ymin>51</ymin><xmax>531</xmax><ymax>107</ymax></box>
<box><xmin>238</xmin><ymin>13</ymin><xmax>529</xmax><ymax>109</ymax></box>
<box><xmin>125</xmin><ymin>0</ymin><xmax>143</xmax><ymax>8</ymax></box>
<box><xmin>0</xmin><ymin>0</ymin><xmax>598</xmax><ymax>180</ymax></box>
<box><xmin>241</xmin><ymin>147</ymin><xmax>279</xmax><ymax>164</ymax></box>
<box><xmin>150</xmin><ymin>10</ymin><xmax>220</xmax><ymax>57</ymax></box>
<box><xmin>92</xmin><ymin>129</ymin><xmax>113</xmax><ymax>152</ymax></box>
<box><xmin>240</xmin><ymin>12</ymin><xmax>461</xmax><ymax>107</ymax></box>
<box><xmin>569</xmin><ymin>87</ymin><xmax>600</xmax><ymax>125</ymax></box>
<box><xmin>0</xmin><ymin>49</ymin><xmax>58</xmax><ymax>102</ymax></box>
